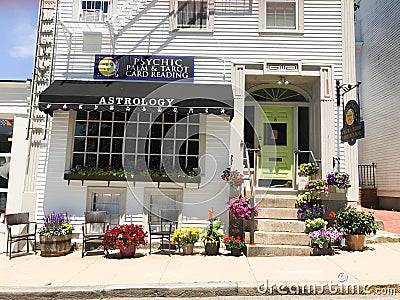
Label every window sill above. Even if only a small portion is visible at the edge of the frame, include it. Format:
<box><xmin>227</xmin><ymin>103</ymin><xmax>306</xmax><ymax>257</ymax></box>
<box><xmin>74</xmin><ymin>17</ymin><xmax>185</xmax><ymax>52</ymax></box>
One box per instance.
<box><xmin>64</xmin><ymin>173</ymin><xmax>201</xmax><ymax>188</ymax></box>
<box><xmin>259</xmin><ymin>29</ymin><xmax>304</xmax><ymax>35</ymax></box>
<box><xmin>171</xmin><ymin>28</ymin><xmax>214</xmax><ymax>34</ymax></box>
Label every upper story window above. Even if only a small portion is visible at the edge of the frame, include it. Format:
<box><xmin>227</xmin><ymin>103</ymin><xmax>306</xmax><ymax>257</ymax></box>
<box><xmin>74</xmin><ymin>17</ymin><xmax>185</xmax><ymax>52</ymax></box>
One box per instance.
<box><xmin>259</xmin><ymin>0</ymin><xmax>304</xmax><ymax>33</ymax></box>
<box><xmin>80</xmin><ymin>1</ymin><xmax>111</xmax><ymax>22</ymax></box>
<box><xmin>170</xmin><ymin>0</ymin><xmax>215</xmax><ymax>32</ymax></box>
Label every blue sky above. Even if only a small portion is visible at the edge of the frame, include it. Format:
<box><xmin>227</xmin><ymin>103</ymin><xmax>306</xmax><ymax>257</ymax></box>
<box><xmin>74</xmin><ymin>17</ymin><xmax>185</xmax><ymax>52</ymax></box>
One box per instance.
<box><xmin>0</xmin><ymin>0</ymin><xmax>39</xmax><ymax>80</ymax></box>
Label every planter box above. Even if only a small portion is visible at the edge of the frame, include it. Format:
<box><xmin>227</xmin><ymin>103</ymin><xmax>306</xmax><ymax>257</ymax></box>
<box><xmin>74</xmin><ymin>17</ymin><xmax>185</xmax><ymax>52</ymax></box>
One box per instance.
<box><xmin>64</xmin><ymin>173</ymin><xmax>201</xmax><ymax>187</ymax></box>
<box><xmin>40</xmin><ymin>234</ymin><xmax>72</xmax><ymax>257</ymax></box>
<box><xmin>311</xmin><ymin>246</ymin><xmax>334</xmax><ymax>256</ymax></box>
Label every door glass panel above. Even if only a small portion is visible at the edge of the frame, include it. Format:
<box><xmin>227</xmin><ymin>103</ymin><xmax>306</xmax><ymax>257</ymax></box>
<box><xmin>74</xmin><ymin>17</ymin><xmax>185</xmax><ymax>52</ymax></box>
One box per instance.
<box><xmin>264</xmin><ymin>123</ymin><xmax>287</xmax><ymax>146</ymax></box>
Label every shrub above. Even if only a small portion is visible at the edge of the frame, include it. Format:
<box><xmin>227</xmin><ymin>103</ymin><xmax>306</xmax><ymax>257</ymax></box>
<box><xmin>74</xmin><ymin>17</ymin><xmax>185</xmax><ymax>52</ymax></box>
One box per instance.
<box><xmin>333</xmin><ymin>206</ymin><xmax>378</xmax><ymax>235</ymax></box>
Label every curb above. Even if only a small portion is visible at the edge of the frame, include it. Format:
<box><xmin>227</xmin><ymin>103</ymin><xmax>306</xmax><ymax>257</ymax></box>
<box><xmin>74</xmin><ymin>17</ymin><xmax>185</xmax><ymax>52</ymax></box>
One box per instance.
<box><xmin>0</xmin><ymin>282</ymin><xmax>238</xmax><ymax>300</ymax></box>
<box><xmin>0</xmin><ymin>282</ymin><xmax>399</xmax><ymax>299</ymax></box>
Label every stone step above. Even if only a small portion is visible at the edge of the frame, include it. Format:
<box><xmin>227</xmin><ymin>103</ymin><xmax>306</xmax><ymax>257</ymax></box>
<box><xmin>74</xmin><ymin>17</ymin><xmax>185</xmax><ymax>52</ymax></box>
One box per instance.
<box><xmin>245</xmin><ymin>231</ymin><xmax>310</xmax><ymax>246</ymax></box>
<box><xmin>255</xmin><ymin>188</ymin><xmax>298</xmax><ymax>198</ymax></box>
<box><xmin>255</xmin><ymin>219</ymin><xmax>305</xmax><ymax>233</ymax></box>
<box><xmin>255</xmin><ymin>197</ymin><xmax>297</xmax><ymax>208</ymax></box>
<box><xmin>246</xmin><ymin>244</ymin><xmax>311</xmax><ymax>257</ymax></box>
<box><xmin>258</xmin><ymin>208</ymin><xmax>299</xmax><ymax>220</ymax></box>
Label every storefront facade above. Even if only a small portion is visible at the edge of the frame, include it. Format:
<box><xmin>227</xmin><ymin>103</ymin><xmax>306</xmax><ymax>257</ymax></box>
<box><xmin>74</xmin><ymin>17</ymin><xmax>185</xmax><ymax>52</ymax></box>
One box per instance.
<box><xmin>27</xmin><ymin>0</ymin><xmax>358</xmax><ymax>233</ymax></box>
<box><xmin>0</xmin><ymin>80</ymin><xmax>31</xmax><ymax>252</ymax></box>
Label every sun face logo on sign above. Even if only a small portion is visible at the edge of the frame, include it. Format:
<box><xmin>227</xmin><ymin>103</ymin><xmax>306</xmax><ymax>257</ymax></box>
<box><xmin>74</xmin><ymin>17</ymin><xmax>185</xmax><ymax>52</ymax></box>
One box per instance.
<box><xmin>341</xmin><ymin>100</ymin><xmax>364</xmax><ymax>146</ymax></box>
<box><xmin>97</xmin><ymin>57</ymin><xmax>119</xmax><ymax>77</ymax></box>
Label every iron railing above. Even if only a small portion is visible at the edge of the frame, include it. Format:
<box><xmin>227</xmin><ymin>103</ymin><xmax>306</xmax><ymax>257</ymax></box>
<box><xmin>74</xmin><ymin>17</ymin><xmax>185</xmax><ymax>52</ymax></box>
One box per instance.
<box><xmin>358</xmin><ymin>163</ymin><xmax>376</xmax><ymax>188</ymax></box>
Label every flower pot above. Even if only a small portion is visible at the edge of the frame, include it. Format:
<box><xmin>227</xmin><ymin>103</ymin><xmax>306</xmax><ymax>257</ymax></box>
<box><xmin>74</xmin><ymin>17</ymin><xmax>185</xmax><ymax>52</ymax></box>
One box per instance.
<box><xmin>40</xmin><ymin>234</ymin><xmax>72</xmax><ymax>257</ymax></box>
<box><xmin>204</xmin><ymin>242</ymin><xmax>220</xmax><ymax>255</ymax></box>
<box><xmin>230</xmin><ymin>247</ymin><xmax>242</xmax><ymax>257</ymax></box>
<box><xmin>182</xmin><ymin>243</ymin><xmax>194</xmax><ymax>255</ymax></box>
<box><xmin>119</xmin><ymin>245</ymin><xmax>137</xmax><ymax>258</ymax></box>
<box><xmin>345</xmin><ymin>234</ymin><xmax>365</xmax><ymax>251</ymax></box>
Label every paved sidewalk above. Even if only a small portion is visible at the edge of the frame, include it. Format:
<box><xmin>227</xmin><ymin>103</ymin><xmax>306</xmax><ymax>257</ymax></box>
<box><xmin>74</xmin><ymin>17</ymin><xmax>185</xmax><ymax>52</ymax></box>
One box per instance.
<box><xmin>1</xmin><ymin>243</ymin><xmax>400</xmax><ymax>299</ymax></box>
<box><xmin>362</xmin><ymin>207</ymin><xmax>400</xmax><ymax>234</ymax></box>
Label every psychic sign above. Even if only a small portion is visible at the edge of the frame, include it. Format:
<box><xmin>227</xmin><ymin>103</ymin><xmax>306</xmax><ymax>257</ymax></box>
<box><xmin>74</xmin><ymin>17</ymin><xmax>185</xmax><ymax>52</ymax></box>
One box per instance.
<box><xmin>94</xmin><ymin>55</ymin><xmax>194</xmax><ymax>81</ymax></box>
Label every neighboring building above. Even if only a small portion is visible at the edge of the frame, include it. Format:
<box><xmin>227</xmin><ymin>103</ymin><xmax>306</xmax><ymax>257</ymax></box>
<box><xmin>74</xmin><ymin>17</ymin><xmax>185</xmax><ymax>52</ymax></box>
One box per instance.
<box><xmin>355</xmin><ymin>0</ymin><xmax>400</xmax><ymax>210</ymax></box>
<box><xmin>0</xmin><ymin>80</ymin><xmax>31</xmax><ymax>252</ymax></box>
<box><xmin>24</xmin><ymin>0</ymin><xmax>359</xmax><ymax>238</ymax></box>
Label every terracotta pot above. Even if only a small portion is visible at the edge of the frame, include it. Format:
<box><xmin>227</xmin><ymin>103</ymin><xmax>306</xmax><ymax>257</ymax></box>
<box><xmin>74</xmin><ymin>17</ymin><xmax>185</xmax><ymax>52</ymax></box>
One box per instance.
<box><xmin>345</xmin><ymin>234</ymin><xmax>365</xmax><ymax>251</ymax></box>
<box><xmin>120</xmin><ymin>245</ymin><xmax>137</xmax><ymax>258</ymax></box>
<box><xmin>40</xmin><ymin>234</ymin><xmax>71</xmax><ymax>257</ymax></box>
<box><xmin>231</xmin><ymin>247</ymin><xmax>242</xmax><ymax>257</ymax></box>
<box><xmin>182</xmin><ymin>243</ymin><xmax>194</xmax><ymax>255</ymax></box>
<box><xmin>204</xmin><ymin>242</ymin><xmax>220</xmax><ymax>255</ymax></box>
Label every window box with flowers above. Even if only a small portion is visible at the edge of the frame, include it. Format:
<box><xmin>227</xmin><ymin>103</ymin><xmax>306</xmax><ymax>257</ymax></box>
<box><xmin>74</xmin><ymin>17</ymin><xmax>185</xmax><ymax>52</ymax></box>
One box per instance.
<box><xmin>201</xmin><ymin>209</ymin><xmax>225</xmax><ymax>255</ymax></box>
<box><xmin>332</xmin><ymin>206</ymin><xmax>378</xmax><ymax>251</ymax></box>
<box><xmin>223</xmin><ymin>236</ymin><xmax>245</xmax><ymax>256</ymax></box>
<box><xmin>172</xmin><ymin>226</ymin><xmax>202</xmax><ymax>255</ymax></box>
<box><xmin>64</xmin><ymin>166</ymin><xmax>200</xmax><ymax>187</ymax></box>
<box><xmin>102</xmin><ymin>224</ymin><xmax>148</xmax><ymax>258</ymax></box>
<box><xmin>39</xmin><ymin>212</ymin><xmax>74</xmax><ymax>257</ymax></box>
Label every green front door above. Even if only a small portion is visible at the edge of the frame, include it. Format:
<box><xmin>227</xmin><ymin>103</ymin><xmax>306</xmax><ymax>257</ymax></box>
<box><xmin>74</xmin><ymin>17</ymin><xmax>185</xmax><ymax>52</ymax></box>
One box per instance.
<box><xmin>258</xmin><ymin>106</ymin><xmax>293</xmax><ymax>185</ymax></box>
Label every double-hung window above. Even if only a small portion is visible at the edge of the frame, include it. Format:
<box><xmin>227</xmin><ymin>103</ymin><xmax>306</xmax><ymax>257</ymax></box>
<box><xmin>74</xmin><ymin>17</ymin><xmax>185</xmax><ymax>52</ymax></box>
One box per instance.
<box><xmin>80</xmin><ymin>0</ymin><xmax>111</xmax><ymax>22</ymax></box>
<box><xmin>170</xmin><ymin>0</ymin><xmax>214</xmax><ymax>31</ymax></box>
<box><xmin>259</xmin><ymin>0</ymin><xmax>304</xmax><ymax>33</ymax></box>
<box><xmin>72</xmin><ymin>111</ymin><xmax>200</xmax><ymax>175</ymax></box>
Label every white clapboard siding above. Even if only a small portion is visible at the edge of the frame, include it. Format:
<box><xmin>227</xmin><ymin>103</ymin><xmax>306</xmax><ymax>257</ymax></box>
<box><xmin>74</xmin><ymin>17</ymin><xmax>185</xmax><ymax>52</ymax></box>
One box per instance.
<box><xmin>356</xmin><ymin>0</ymin><xmax>400</xmax><ymax>194</ymax></box>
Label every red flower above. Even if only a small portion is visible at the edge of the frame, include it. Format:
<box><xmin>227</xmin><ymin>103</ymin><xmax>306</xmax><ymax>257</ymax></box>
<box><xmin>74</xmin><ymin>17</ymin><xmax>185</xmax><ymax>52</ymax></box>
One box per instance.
<box><xmin>329</xmin><ymin>211</ymin><xmax>335</xmax><ymax>219</ymax></box>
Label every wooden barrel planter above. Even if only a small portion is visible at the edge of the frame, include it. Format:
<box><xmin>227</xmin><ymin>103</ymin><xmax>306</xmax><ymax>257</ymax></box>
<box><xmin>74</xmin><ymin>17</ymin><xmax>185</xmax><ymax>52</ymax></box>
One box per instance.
<box><xmin>40</xmin><ymin>234</ymin><xmax>72</xmax><ymax>257</ymax></box>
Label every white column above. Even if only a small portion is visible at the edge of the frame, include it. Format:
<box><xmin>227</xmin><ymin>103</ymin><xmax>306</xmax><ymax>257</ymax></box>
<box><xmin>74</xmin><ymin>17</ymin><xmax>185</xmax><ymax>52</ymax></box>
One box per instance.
<box><xmin>230</xmin><ymin>65</ymin><xmax>245</xmax><ymax>172</ymax></box>
<box><xmin>342</xmin><ymin>0</ymin><xmax>359</xmax><ymax>203</ymax></box>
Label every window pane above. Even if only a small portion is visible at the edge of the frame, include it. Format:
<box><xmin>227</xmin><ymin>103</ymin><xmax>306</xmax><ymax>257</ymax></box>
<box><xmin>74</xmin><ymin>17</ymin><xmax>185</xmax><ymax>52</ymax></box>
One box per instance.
<box><xmin>75</xmin><ymin>122</ymin><xmax>87</xmax><ymax>136</ymax></box>
<box><xmin>148</xmin><ymin>155</ymin><xmax>161</xmax><ymax>170</ymax></box>
<box><xmin>100</xmin><ymin>122</ymin><xmax>112</xmax><ymax>136</ymax></box>
<box><xmin>113</xmin><ymin>123</ymin><xmax>124</xmax><ymax>137</ymax></box>
<box><xmin>124</xmin><ymin>155</ymin><xmax>136</xmax><ymax>170</ymax></box>
<box><xmin>177</xmin><ymin>141</ymin><xmax>187</xmax><ymax>155</ymax></box>
<box><xmin>86</xmin><ymin>138</ymin><xmax>98</xmax><ymax>152</ymax></box>
<box><xmin>139</xmin><ymin>113</ymin><xmax>151</xmax><ymax>122</ymax></box>
<box><xmin>188</xmin><ymin>125</ymin><xmax>199</xmax><ymax>136</ymax></box>
<box><xmin>187</xmin><ymin>156</ymin><xmax>199</xmax><ymax>169</ymax></box>
<box><xmin>77</xmin><ymin>111</ymin><xmax>88</xmax><ymax>120</ymax></box>
<box><xmin>149</xmin><ymin>139</ymin><xmax>161</xmax><ymax>153</ymax></box>
<box><xmin>98</xmin><ymin>154</ymin><xmax>110</xmax><ymax>167</ymax></box>
<box><xmin>164</xmin><ymin>114</ymin><xmax>175</xmax><ymax>123</ymax></box>
<box><xmin>188</xmin><ymin>140</ymin><xmax>199</xmax><ymax>155</ymax></box>
<box><xmin>74</xmin><ymin>137</ymin><xmax>86</xmax><ymax>152</ymax></box>
<box><xmin>88</xmin><ymin>111</ymin><xmax>100</xmax><ymax>120</ymax></box>
<box><xmin>266</xmin><ymin>2</ymin><xmax>296</xmax><ymax>29</ymax></box>
<box><xmin>176</xmin><ymin>124</ymin><xmax>187</xmax><ymax>138</ymax></box>
<box><xmin>112</xmin><ymin>138</ymin><xmax>123</xmax><ymax>153</ymax></box>
<box><xmin>137</xmin><ymin>139</ymin><xmax>147</xmax><ymax>153</ymax></box>
<box><xmin>102</xmin><ymin>111</ymin><xmax>112</xmax><ymax>121</ymax></box>
<box><xmin>126</xmin><ymin>123</ymin><xmax>137</xmax><ymax>137</ymax></box>
<box><xmin>163</xmin><ymin>140</ymin><xmax>174</xmax><ymax>154</ymax></box>
<box><xmin>99</xmin><ymin>138</ymin><xmax>111</xmax><ymax>152</ymax></box>
<box><xmin>138</xmin><ymin>123</ymin><xmax>150</xmax><ymax>138</ymax></box>
<box><xmin>150</xmin><ymin>124</ymin><xmax>162</xmax><ymax>138</ymax></box>
<box><xmin>124</xmin><ymin>139</ymin><xmax>136</xmax><ymax>153</ymax></box>
<box><xmin>86</xmin><ymin>154</ymin><xmax>97</xmax><ymax>167</ymax></box>
<box><xmin>72</xmin><ymin>153</ymin><xmax>84</xmax><ymax>167</ymax></box>
<box><xmin>177</xmin><ymin>0</ymin><xmax>208</xmax><ymax>29</ymax></box>
<box><xmin>87</xmin><ymin>122</ymin><xmax>99</xmax><ymax>136</ymax></box>
<box><xmin>111</xmin><ymin>154</ymin><xmax>122</xmax><ymax>168</ymax></box>
<box><xmin>114</xmin><ymin>112</ymin><xmax>125</xmax><ymax>121</ymax></box>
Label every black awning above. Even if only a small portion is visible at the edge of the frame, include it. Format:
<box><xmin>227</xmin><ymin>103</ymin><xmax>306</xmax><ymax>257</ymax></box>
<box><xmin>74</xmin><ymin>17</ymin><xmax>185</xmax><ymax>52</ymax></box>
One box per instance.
<box><xmin>38</xmin><ymin>80</ymin><xmax>234</xmax><ymax>117</ymax></box>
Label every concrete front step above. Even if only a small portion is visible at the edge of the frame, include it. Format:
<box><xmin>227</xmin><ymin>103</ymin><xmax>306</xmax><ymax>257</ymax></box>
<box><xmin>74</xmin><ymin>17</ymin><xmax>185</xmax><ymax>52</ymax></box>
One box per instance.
<box><xmin>245</xmin><ymin>231</ymin><xmax>310</xmax><ymax>246</ymax></box>
<box><xmin>255</xmin><ymin>188</ymin><xmax>298</xmax><ymax>198</ymax></box>
<box><xmin>255</xmin><ymin>219</ymin><xmax>305</xmax><ymax>233</ymax></box>
<box><xmin>258</xmin><ymin>207</ymin><xmax>299</xmax><ymax>219</ymax></box>
<box><xmin>256</xmin><ymin>197</ymin><xmax>297</xmax><ymax>208</ymax></box>
<box><xmin>246</xmin><ymin>244</ymin><xmax>311</xmax><ymax>257</ymax></box>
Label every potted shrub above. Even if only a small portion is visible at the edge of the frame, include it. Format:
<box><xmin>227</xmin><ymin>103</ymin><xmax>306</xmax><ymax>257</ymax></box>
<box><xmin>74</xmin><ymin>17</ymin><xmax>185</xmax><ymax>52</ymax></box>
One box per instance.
<box><xmin>296</xmin><ymin>191</ymin><xmax>321</xmax><ymax>208</ymax></box>
<box><xmin>333</xmin><ymin>206</ymin><xmax>378</xmax><ymax>251</ymax></box>
<box><xmin>39</xmin><ymin>212</ymin><xmax>74</xmax><ymax>257</ymax></box>
<box><xmin>223</xmin><ymin>236</ymin><xmax>245</xmax><ymax>256</ymax></box>
<box><xmin>102</xmin><ymin>224</ymin><xmax>148</xmax><ymax>258</ymax></box>
<box><xmin>172</xmin><ymin>226</ymin><xmax>202</xmax><ymax>255</ymax></box>
<box><xmin>201</xmin><ymin>209</ymin><xmax>224</xmax><ymax>255</ymax></box>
